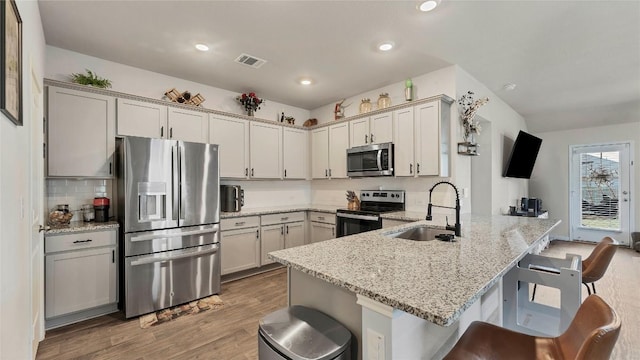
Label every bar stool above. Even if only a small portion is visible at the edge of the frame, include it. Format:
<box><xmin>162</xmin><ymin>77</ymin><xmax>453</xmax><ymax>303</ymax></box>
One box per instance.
<box><xmin>444</xmin><ymin>294</ymin><xmax>621</xmax><ymax>360</ymax></box>
<box><xmin>532</xmin><ymin>236</ymin><xmax>617</xmax><ymax>300</ymax></box>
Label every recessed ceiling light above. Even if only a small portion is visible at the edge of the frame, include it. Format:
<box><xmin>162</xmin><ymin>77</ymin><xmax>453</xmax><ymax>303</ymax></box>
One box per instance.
<box><xmin>195</xmin><ymin>44</ymin><xmax>209</xmax><ymax>52</ymax></box>
<box><xmin>418</xmin><ymin>0</ymin><xmax>441</xmax><ymax>12</ymax></box>
<box><xmin>300</xmin><ymin>79</ymin><xmax>312</xmax><ymax>85</ymax></box>
<box><xmin>378</xmin><ymin>42</ymin><xmax>394</xmax><ymax>51</ymax></box>
<box><xmin>503</xmin><ymin>83</ymin><xmax>517</xmax><ymax>91</ymax></box>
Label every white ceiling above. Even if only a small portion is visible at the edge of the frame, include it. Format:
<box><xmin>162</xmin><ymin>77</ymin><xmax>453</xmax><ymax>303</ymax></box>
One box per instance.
<box><xmin>38</xmin><ymin>1</ymin><xmax>640</xmax><ymax>132</ymax></box>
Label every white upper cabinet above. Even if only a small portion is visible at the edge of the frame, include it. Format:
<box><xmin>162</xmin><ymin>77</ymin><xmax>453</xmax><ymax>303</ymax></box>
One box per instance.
<box><xmin>167</xmin><ymin>107</ymin><xmax>209</xmax><ymax>143</ymax></box>
<box><xmin>250</xmin><ymin>122</ymin><xmax>282</xmax><ymax>179</ymax></box>
<box><xmin>328</xmin><ymin>122</ymin><xmax>350</xmax><ymax>179</ymax></box>
<box><xmin>349</xmin><ymin>118</ymin><xmax>369</xmax><ymax>147</ymax></box>
<box><xmin>414</xmin><ymin>100</ymin><xmax>450</xmax><ymax>177</ymax></box>
<box><xmin>393</xmin><ymin>107</ymin><xmax>415</xmax><ymax>177</ymax></box>
<box><xmin>283</xmin><ymin>127</ymin><xmax>309</xmax><ymax>179</ymax></box>
<box><xmin>209</xmin><ymin>115</ymin><xmax>250</xmax><ymax>179</ymax></box>
<box><xmin>369</xmin><ymin>112</ymin><xmax>393</xmax><ymax>144</ymax></box>
<box><xmin>349</xmin><ymin>113</ymin><xmax>393</xmax><ymax>147</ymax></box>
<box><xmin>116</xmin><ymin>98</ymin><xmax>168</xmax><ymax>139</ymax></box>
<box><xmin>311</xmin><ymin>127</ymin><xmax>330</xmax><ymax>179</ymax></box>
<box><xmin>47</xmin><ymin>86</ymin><xmax>116</xmax><ymax>177</ymax></box>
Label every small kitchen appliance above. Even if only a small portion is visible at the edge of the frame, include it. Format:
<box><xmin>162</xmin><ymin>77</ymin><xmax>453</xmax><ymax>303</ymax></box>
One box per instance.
<box><xmin>336</xmin><ymin>190</ymin><xmax>405</xmax><ymax>237</ymax></box>
<box><xmin>220</xmin><ymin>185</ymin><xmax>244</xmax><ymax>212</ymax></box>
<box><xmin>93</xmin><ymin>197</ymin><xmax>110</xmax><ymax>222</ymax></box>
<box><xmin>346</xmin><ymin>143</ymin><xmax>394</xmax><ymax>177</ymax></box>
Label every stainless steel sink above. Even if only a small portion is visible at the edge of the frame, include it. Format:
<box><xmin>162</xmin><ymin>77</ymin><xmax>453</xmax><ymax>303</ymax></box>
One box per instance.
<box><xmin>390</xmin><ymin>226</ymin><xmax>455</xmax><ymax>242</ymax></box>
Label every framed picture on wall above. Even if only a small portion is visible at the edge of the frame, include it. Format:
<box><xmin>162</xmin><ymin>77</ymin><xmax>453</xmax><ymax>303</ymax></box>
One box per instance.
<box><xmin>1</xmin><ymin>0</ymin><xmax>23</xmax><ymax>126</ymax></box>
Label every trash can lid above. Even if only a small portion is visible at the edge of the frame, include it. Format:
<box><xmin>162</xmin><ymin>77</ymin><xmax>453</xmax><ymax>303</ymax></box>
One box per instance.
<box><xmin>259</xmin><ymin>305</ymin><xmax>352</xmax><ymax>360</ymax></box>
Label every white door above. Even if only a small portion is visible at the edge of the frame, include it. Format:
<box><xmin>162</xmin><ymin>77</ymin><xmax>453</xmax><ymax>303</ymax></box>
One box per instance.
<box><xmin>250</xmin><ymin>122</ymin><xmax>282</xmax><ymax>178</ymax></box>
<box><xmin>116</xmin><ymin>98</ymin><xmax>167</xmax><ymax>138</ymax></box>
<box><xmin>167</xmin><ymin>107</ymin><xmax>208</xmax><ymax>143</ymax></box>
<box><xmin>310</xmin><ymin>222</ymin><xmax>335</xmax><ymax>243</ymax></box>
<box><xmin>209</xmin><ymin>115</ymin><xmax>249</xmax><ymax>179</ymax></box>
<box><xmin>350</xmin><ymin>118</ymin><xmax>369</xmax><ymax>147</ymax></box>
<box><xmin>311</xmin><ymin>128</ymin><xmax>329</xmax><ymax>179</ymax></box>
<box><xmin>261</xmin><ymin>224</ymin><xmax>284</xmax><ymax>265</ymax></box>
<box><xmin>30</xmin><ymin>72</ymin><xmax>44</xmax><ymax>356</ymax></box>
<box><xmin>329</xmin><ymin>123</ymin><xmax>350</xmax><ymax>178</ymax></box>
<box><xmin>284</xmin><ymin>222</ymin><xmax>306</xmax><ymax>248</ymax></box>
<box><xmin>369</xmin><ymin>112</ymin><xmax>393</xmax><ymax>144</ymax></box>
<box><xmin>570</xmin><ymin>143</ymin><xmax>632</xmax><ymax>245</ymax></box>
<box><xmin>283</xmin><ymin>128</ymin><xmax>308</xmax><ymax>179</ymax></box>
<box><xmin>414</xmin><ymin>102</ymin><xmax>440</xmax><ymax>176</ymax></box>
<box><xmin>220</xmin><ymin>228</ymin><xmax>260</xmax><ymax>275</ymax></box>
<box><xmin>393</xmin><ymin>107</ymin><xmax>415</xmax><ymax>177</ymax></box>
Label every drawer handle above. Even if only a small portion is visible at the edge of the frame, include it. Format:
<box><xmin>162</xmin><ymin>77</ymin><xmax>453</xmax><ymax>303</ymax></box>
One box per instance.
<box><xmin>281</xmin><ymin>217</ymin><xmax>289</xmax><ymax>221</ymax></box>
<box><xmin>318</xmin><ymin>216</ymin><xmax>325</xmax><ymax>220</ymax></box>
<box><xmin>235</xmin><ymin>221</ymin><xmax>246</xmax><ymax>226</ymax></box>
<box><xmin>72</xmin><ymin>239</ymin><xmax>93</xmax><ymax>244</ymax></box>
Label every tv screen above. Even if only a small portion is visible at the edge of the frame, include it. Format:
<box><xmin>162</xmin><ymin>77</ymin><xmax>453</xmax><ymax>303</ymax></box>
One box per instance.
<box><xmin>503</xmin><ymin>130</ymin><xmax>542</xmax><ymax>179</ymax></box>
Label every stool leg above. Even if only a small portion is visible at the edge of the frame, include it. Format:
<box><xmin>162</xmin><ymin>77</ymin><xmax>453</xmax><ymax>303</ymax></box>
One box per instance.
<box><xmin>531</xmin><ymin>284</ymin><xmax>537</xmax><ymax>301</ymax></box>
<box><xmin>592</xmin><ymin>283</ymin><xmax>596</xmax><ymax>294</ymax></box>
<box><xmin>583</xmin><ymin>282</ymin><xmax>591</xmax><ymax>295</ymax></box>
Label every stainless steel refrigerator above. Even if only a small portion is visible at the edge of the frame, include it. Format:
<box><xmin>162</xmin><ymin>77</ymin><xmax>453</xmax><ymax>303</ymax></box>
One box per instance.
<box><xmin>116</xmin><ymin>136</ymin><xmax>220</xmax><ymax>318</ymax></box>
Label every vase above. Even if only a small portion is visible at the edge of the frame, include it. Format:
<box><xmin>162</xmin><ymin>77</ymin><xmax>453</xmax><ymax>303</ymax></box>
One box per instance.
<box><xmin>465</xmin><ymin>130</ymin><xmax>477</xmax><ymax>145</ymax></box>
<box><xmin>246</xmin><ymin>108</ymin><xmax>254</xmax><ymax>117</ymax></box>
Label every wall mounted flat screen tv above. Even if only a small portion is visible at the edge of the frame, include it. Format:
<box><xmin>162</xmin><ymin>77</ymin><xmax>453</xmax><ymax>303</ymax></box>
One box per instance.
<box><xmin>503</xmin><ymin>130</ymin><xmax>542</xmax><ymax>179</ymax></box>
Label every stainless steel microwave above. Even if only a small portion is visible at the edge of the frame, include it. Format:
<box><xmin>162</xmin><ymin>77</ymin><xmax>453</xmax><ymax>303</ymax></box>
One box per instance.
<box><xmin>347</xmin><ymin>142</ymin><xmax>394</xmax><ymax>177</ymax></box>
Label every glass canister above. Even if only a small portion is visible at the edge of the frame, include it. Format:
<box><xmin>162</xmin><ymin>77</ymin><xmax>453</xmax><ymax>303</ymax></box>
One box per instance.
<box><xmin>359</xmin><ymin>98</ymin><xmax>372</xmax><ymax>114</ymax></box>
<box><xmin>82</xmin><ymin>204</ymin><xmax>94</xmax><ymax>222</ymax></box>
<box><xmin>377</xmin><ymin>93</ymin><xmax>391</xmax><ymax>109</ymax></box>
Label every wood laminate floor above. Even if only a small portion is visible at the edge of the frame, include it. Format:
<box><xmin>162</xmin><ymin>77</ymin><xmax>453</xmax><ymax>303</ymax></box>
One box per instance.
<box><xmin>36</xmin><ymin>242</ymin><xmax>639</xmax><ymax>360</ymax></box>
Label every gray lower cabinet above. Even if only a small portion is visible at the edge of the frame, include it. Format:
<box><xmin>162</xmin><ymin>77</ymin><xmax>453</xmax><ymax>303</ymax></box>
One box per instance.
<box><xmin>45</xmin><ymin>229</ymin><xmax>118</xmax><ymax>329</ymax></box>
<box><xmin>220</xmin><ymin>216</ymin><xmax>261</xmax><ymax>275</ymax></box>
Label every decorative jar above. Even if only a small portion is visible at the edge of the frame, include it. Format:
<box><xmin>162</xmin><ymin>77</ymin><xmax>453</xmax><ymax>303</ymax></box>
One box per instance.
<box><xmin>377</xmin><ymin>93</ymin><xmax>391</xmax><ymax>109</ymax></box>
<box><xmin>359</xmin><ymin>98</ymin><xmax>372</xmax><ymax>114</ymax></box>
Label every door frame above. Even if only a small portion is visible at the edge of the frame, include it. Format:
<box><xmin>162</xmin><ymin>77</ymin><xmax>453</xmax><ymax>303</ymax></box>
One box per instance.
<box><xmin>569</xmin><ymin>141</ymin><xmax>634</xmax><ymax>245</ymax></box>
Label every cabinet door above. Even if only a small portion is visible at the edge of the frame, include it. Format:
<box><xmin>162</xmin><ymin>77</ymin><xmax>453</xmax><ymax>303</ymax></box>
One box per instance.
<box><xmin>370</xmin><ymin>112</ymin><xmax>393</xmax><ymax>144</ymax></box>
<box><xmin>45</xmin><ymin>246</ymin><xmax>116</xmax><ymax>318</ymax></box>
<box><xmin>310</xmin><ymin>222</ymin><xmax>335</xmax><ymax>243</ymax></box>
<box><xmin>220</xmin><ymin>227</ymin><xmax>260</xmax><ymax>275</ymax></box>
<box><xmin>209</xmin><ymin>115</ymin><xmax>249</xmax><ymax>179</ymax></box>
<box><xmin>394</xmin><ymin>107</ymin><xmax>415</xmax><ymax>177</ymax></box>
<box><xmin>261</xmin><ymin>224</ymin><xmax>284</xmax><ymax>265</ymax></box>
<box><xmin>167</xmin><ymin>107</ymin><xmax>209</xmax><ymax>143</ymax></box>
<box><xmin>47</xmin><ymin>86</ymin><xmax>115</xmax><ymax>177</ymax></box>
<box><xmin>250</xmin><ymin>122</ymin><xmax>283</xmax><ymax>179</ymax></box>
<box><xmin>283</xmin><ymin>127</ymin><xmax>308</xmax><ymax>179</ymax></box>
<box><xmin>311</xmin><ymin>128</ymin><xmax>329</xmax><ymax>179</ymax></box>
<box><xmin>349</xmin><ymin>118</ymin><xmax>369</xmax><ymax>147</ymax></box>
<box><xmin>284</xmin><ymin>221</ymin><xmax>305</xmax><ymax>248</ymax></box>
<box><xmin>414</xmin><ymin>102</ymin><xmax>441</xmax><ymax>176</ymax></box>
<box><xmin>329</xmin><ymin>123</ymin><xmax>350</xmax><ymax>179</ymax></box>
<box><xmin>116</xmin><ymin>98</ymin><xmax>167</xmax><ymax>138</ymax></box>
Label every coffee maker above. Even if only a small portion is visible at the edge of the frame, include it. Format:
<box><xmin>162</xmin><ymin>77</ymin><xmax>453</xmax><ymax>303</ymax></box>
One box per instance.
<box><xmin>220</xmin><ymin>185</ymin><xmax>244</xmax><ymax>212</ymax></box>
<box><xmin>520</xmin><ymin>197</ymin><xmax>542</xmax><ymax>216</ymax></box>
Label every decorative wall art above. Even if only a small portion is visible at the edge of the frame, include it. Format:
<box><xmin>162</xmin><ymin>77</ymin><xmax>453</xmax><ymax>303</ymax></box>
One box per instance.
<box><xmin>1</xmin><ymin>0</ymin><xmax>22</xmax><ymax>126</ymax></box>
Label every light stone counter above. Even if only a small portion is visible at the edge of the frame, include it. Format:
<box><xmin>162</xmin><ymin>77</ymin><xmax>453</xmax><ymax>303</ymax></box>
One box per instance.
<box><xmin>381</xmin><ymin>210</ymin><xmax>427</xmax><ymax>222</ymax></box>
<box><xmin>46</xmin><ymin>221</ymin><xmax>119</xmax><ymax>235</ymax></box>
<box><xmin>270</xmin><ymin>214</ymin><xmax>560</xmax><ymax>326</ymax></box>
<box><xmin>220</xmin><ymin>205</ymin><xmax>338</xmax><ymax>218</ymax></box>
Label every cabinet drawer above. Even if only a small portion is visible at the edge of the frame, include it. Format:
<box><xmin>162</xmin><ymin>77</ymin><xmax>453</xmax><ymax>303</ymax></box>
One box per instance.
<box><xmin>221</xmin><ymin>216</ymin><xmax>260</xmax><ymax>230</ymax></box>
<box><xmin>45</xmin><ymin>230</ymin><xmax>117</xmax><ymax>254</ymax></box>
<box><xmin>261</xmin><ymin>212</ymin><xmax>305</xmax><ymax>226</ymax></box>
<box><xmin>309</xmin><ymin>211</ymin><xmax>335</xmax><ymax>224</ymax></box>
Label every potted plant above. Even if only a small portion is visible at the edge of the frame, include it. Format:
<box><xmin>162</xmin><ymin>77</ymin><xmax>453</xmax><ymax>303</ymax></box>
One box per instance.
<box><xmin>70</xmin><ymin>69</ymin><xmax>112</xmax><ymax>88</ymax></box>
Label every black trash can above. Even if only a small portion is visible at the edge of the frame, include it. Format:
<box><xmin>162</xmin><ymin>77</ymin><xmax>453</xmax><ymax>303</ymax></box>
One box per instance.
<box><xmin>258</xmin><ymin>305</ymin><xmax>352</xmax><ymax>360</ymax></box>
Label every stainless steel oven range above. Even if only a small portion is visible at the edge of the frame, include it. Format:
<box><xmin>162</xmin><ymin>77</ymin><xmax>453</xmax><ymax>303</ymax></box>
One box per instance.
<box><xmin>336</xmin><ymin>190</ymin><xmax>405</xmax><ymax>237</ymax></box>
<box><xmin>116</xmin><ymin>136</ymin><xmax>221</xmax><ymax>318</ymax></box>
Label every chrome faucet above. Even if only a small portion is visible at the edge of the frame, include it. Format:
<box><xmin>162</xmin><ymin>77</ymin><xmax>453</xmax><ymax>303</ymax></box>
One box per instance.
<box><xmin>426</xmin><ymin>181</ymin><xmax>461</xmax><ymax>237</ymax></box>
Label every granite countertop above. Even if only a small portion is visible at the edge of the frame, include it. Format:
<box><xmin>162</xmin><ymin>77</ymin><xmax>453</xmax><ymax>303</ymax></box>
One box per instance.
<box><xmin>270</xmin><ymin>214</ymin><xmax>560</xmax><ymax>326</ymax></box>
<box><xmin>381</xmin><ymin>210</ymin><xmax>427</xmax><ymax>222</ymax></box>
<box><xmin>221</xmin><ymin>205</ymin><xmax>338</xmax><ymax>218</ymax></box>
<box><xmin>46</xmin><ymin>221</ymin><xmax>120</xmax><ymax>235</ymax></box>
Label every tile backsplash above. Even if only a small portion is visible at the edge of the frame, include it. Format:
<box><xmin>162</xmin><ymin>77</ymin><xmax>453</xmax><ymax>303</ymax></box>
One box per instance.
<box><xmin>46</xmin><ymin>179</ymin><xmax>113</xmax><ymax>220</ymax></box>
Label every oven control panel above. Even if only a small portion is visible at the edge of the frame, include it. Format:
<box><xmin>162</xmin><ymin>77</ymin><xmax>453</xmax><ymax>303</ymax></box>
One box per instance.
<box><xmin>359</xmin><ymin>190</ymin><xmax>405</xmax><ymax>203</ymax></box>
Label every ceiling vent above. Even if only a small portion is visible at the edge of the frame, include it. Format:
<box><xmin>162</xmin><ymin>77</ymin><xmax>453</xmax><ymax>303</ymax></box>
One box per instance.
<box><xmin>235</xmin><ymin>53</ymin><xmax>267</xmax><ymax>69</ymax></box>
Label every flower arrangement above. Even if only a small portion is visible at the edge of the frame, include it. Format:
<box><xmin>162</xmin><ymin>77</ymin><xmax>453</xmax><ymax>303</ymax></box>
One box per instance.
<box><xmin>236</xmin><ymin>92</ymin><xmax>264</xmax><ymax>116</ymax></box>
<box><xmin>458</xmin><ymin>91</ymin><xmax>489</xmax><ymax>141</ymax></box>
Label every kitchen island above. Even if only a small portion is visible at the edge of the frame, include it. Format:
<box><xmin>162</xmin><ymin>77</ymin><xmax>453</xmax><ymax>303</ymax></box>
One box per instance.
<box><xmin>269</xmin><ymin>214</ymin><xmax>560</xmax><ymax>360</ymax></box>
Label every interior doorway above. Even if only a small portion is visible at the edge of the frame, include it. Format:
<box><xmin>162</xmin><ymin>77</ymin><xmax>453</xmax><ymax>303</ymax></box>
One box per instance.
<box><xmin>569</xmin><ymin>142</ymin><xmax>632</xmax><ymax>245</ymax></box>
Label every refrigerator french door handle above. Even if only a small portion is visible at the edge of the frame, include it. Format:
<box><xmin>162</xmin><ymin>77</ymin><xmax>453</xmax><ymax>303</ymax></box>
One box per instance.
<box><xmin>171</xmin><ymin>145</ymin><xmax>180</xmax><ymax>221</ymax></box>
<box><xmin>178</xmin><ymin>143</ymin><xmax>186</xmax><ymax>221</ymax></box>
<box><xmin>130</xmin><ymin>245</ymin><xmax>219</xmax><ymax>266</ymax></box>
<box><xmin>130</xmin><ymin>227</ymin><xmax>218</xmax><ymax>243</ymax></box>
